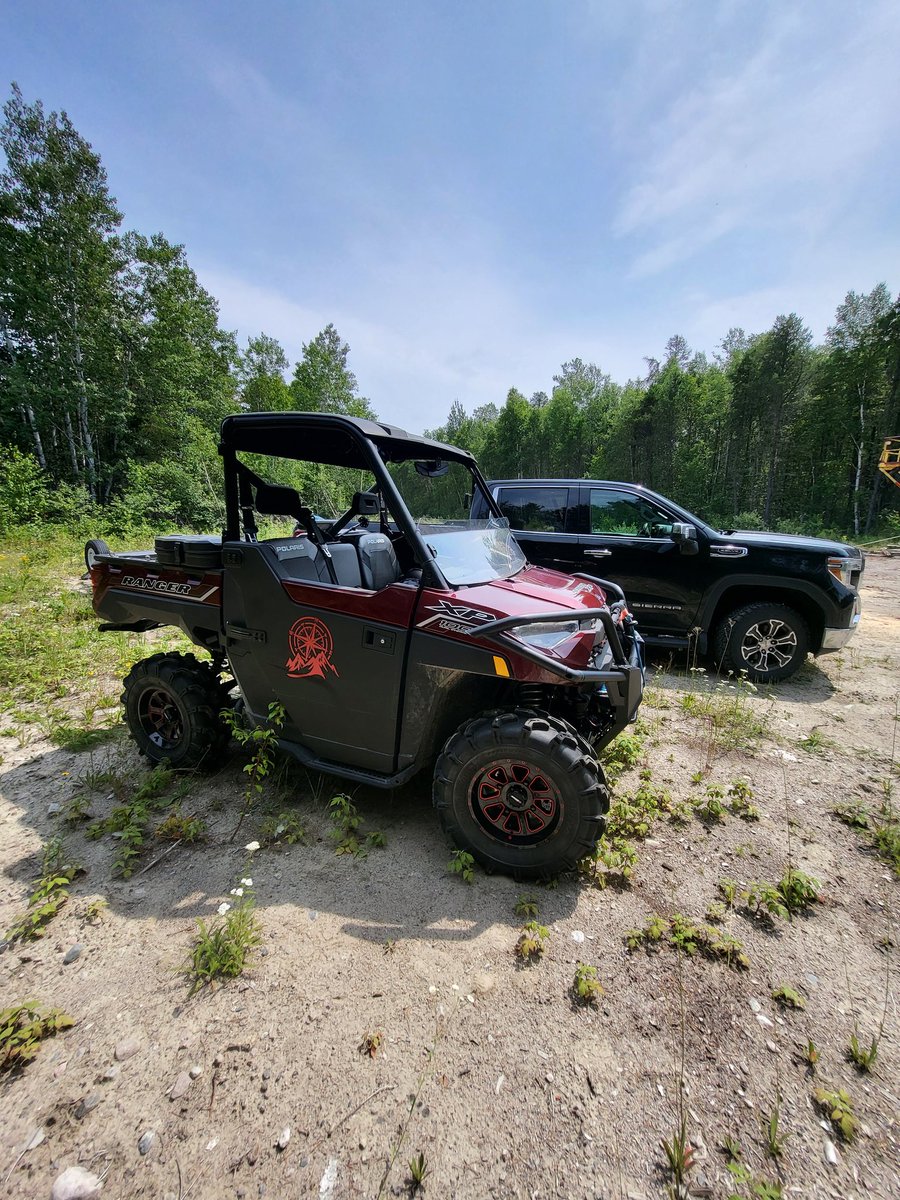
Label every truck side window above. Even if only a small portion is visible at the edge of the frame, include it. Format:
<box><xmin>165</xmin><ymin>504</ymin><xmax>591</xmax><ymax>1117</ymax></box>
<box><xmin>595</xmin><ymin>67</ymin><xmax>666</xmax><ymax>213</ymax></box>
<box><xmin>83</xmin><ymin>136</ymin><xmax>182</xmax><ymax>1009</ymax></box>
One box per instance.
<box><xmin>497</xmin><ymin>486</ymin><xmax>568</xmax><ymax>532</ymax></box>
<box><xmin>589</xmin><ymin>489</ymin><xmax>673</xmax><ymax>537</ymax></box>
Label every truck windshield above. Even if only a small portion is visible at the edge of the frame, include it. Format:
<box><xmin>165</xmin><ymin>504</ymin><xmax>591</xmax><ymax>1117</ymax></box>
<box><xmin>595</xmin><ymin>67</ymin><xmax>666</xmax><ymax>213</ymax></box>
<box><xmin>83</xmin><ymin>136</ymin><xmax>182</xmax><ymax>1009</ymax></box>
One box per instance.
<box><xmin>388</xmin><ymin>459</ymin><xmax>526</xmax><ymax>586</ymax></box>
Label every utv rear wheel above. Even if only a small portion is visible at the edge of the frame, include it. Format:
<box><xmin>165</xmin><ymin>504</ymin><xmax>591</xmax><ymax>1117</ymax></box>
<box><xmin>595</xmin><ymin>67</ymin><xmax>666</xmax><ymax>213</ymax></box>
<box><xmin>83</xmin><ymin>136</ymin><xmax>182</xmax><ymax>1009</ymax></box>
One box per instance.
<box><xmin>122</xmin><ymin>652</ymin><xmax>230</xmax><ymax>770</ymax></box>
<box><xmin>434</xmin><ymin>709</ymin><xmax>608</xmax><ymax>879</ymax></box>
<box><xmin>713</xmin><ymin>602</ymin><xmax>810</xmax><ymax>684</ymax></box>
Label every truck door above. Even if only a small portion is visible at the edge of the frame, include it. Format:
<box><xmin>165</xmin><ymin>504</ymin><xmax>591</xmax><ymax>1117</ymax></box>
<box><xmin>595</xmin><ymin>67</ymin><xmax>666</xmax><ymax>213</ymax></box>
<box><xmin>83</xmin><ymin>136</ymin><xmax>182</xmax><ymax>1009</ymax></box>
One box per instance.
<box><xmin>491</xmin><ymin>484</ymin><xmax>580</xmax><ymax>573</ymax></box>
<box><xmin>221</xmin><ymin>539</ymin><xmax>416</xmax><ymax>775</ymax></box>
<box><xmin>574</xmin><ymin>486</ymin><xmax>704</xmax><ymax>635</ymax></box>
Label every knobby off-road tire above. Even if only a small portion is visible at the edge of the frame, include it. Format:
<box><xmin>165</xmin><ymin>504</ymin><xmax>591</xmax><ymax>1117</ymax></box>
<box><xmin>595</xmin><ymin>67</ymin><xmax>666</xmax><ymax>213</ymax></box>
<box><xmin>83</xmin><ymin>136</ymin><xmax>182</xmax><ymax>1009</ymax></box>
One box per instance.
<box><xmin>122</xmin><ymin>652</ymin><xmax>231</xmax><ymax>770</ymax></box>
<box><xmin>713</xmin><ymin>602</ymin><xmax>810</xmax><ymax>684</ymax></box>
<box><xmin>433</xmin><ymin>708</ymin><xmax>609</xmax><ymax>879</ymax></box>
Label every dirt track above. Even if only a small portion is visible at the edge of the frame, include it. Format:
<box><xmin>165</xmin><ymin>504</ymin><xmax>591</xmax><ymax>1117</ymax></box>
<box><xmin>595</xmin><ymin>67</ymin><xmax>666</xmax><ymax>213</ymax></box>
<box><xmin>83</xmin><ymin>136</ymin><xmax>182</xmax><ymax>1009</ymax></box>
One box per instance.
<box><xmin>1</xmin><ymin>557</ymin><xmax>898</xmax><ymax>1200</ymax></box>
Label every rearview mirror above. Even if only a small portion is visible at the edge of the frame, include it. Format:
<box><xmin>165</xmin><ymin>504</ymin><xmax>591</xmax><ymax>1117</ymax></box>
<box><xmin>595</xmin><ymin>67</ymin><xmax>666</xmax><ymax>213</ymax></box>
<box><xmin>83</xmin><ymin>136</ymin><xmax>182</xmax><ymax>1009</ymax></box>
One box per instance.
<box><xmin>356</xmin><ymin>491</ymin><xmax>380</xmax><ymax>516</ymax></box>
<box><xmin>414</xmin><ymin>459</ymin><xmax>449</xmax><ymax>478</ymax></box>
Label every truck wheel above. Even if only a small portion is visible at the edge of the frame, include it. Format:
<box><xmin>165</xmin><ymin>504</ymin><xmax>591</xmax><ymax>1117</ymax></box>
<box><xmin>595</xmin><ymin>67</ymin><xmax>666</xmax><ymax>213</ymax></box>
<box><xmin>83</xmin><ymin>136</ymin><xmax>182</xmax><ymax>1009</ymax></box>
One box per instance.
<box><xmin>433</xmin><ymin>709</ymin><xmax>608</xmax><ymax>879</ymax></box>
<box><xmin>122</xmin><ymin>652</ymin><xmax>231</xmax><ymax>770</ymax></box>
<box><xmin>713</xmin><ymin>603</ymin><xmax>810</xmax><ymax>684</ymax></box>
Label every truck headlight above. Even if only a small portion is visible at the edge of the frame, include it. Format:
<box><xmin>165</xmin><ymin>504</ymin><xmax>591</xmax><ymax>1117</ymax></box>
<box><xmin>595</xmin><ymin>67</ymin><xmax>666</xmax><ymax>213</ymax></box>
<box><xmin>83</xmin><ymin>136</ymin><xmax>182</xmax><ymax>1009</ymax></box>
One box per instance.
<box><xmin>511</xmin><ymin>619</ymin><xmax>598</xmax><ymax>650</ymax></box>
<box><xmin>827</xmin><ymin>556</ymin><xmax>853</xmax><ymax>587</ymax></box>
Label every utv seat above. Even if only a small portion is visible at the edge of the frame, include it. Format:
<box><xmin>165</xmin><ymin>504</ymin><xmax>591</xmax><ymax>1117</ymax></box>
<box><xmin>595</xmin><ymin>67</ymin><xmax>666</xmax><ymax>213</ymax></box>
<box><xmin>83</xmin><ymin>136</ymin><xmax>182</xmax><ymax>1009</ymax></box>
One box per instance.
<box><xmin>264</xmin><ymin>538</ymin><xmax>362</xmax><ymax>587</ymax></box>
<box><xmin>356</xmin><ymin>533</ymin><xmax>401</xmax><ymax>589</ymax></box>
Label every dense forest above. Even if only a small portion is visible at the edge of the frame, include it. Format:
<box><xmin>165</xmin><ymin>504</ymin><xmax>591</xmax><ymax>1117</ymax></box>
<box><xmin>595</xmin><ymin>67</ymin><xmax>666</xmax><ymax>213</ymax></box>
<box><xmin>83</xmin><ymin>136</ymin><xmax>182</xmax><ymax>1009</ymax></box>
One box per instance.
<box><xmin>1</xmin><ymin>84</ymin><xmax>898</xmax><ymax>541</ymax></box>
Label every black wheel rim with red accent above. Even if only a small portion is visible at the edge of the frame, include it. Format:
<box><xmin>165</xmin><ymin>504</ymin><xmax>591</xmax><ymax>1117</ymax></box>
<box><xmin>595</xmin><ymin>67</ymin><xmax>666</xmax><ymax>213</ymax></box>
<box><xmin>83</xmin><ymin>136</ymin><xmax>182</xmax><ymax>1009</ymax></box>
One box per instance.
<box><xmin>469</xmin><ymin>759</ymin><xmax>562</xmax><ymax>845</ymax></box>
<box><xmin>137</xmin><ymin>686</ymin><xmax>184</xmax><ymax>750</ymax></box>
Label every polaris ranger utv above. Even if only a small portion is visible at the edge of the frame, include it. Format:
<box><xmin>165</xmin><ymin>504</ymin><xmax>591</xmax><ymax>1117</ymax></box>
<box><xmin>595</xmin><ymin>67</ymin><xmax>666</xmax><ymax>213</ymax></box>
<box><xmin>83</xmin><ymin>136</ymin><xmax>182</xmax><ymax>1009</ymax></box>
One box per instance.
<box><xmin>87</xmin><ymin>413</ymin><xmax>644</xmax><ymax>878</ymax></box>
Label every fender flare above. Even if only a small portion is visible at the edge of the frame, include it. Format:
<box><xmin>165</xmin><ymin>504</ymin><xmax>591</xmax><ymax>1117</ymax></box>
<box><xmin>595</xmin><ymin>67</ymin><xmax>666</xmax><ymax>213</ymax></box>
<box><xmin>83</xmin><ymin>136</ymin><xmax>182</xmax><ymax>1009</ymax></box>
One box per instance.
<box><xmin>697</xmin><ymin>575</ymin><xmax>833</xmax><ymax>643</ymax></box>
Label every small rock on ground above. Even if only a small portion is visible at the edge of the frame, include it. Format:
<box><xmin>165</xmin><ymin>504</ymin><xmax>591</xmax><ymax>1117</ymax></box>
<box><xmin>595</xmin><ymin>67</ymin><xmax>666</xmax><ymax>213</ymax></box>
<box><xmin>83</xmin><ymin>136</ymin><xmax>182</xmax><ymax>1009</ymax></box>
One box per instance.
<box><xmin>114</xmin><ymin>1036</ymin><xmax>141</xmax><ymax>1061</ymax></box>
<box><xmin>63</xmin><ymin>945</ymin><xmax>83</xmax><ymax>965</ymax></box>
<box><xmin>50</xmin><ymin>1166</ymin><xmax>103</xmax><ymax>1199</ymax></box>
<box><xmin>169</xmin><ymin>1070</ymin><xmax>192</xmax><ymax>1100</ymax></box>
<box><xmin>138</xmin><ymin>1130</ymin><xmax>156</xmax><ymax>1155</ymax></box>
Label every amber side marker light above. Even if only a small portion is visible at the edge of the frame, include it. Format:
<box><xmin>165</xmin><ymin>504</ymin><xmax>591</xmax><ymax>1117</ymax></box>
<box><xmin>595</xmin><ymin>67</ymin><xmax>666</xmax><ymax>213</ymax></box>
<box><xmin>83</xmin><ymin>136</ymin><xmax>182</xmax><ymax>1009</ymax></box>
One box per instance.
<box><xmin>493</xmin><ymin>655</ymin><xmax>510</xmax><ymax>677</ymax></box>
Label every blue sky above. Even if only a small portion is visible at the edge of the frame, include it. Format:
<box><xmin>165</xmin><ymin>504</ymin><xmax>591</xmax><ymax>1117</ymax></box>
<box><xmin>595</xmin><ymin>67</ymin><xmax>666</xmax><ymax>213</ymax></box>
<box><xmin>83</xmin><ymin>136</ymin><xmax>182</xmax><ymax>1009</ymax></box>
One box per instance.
<box><xmin>4</xmin><ymin>0</ymin><xmax>899</xmax><ymax>430</ymax></box>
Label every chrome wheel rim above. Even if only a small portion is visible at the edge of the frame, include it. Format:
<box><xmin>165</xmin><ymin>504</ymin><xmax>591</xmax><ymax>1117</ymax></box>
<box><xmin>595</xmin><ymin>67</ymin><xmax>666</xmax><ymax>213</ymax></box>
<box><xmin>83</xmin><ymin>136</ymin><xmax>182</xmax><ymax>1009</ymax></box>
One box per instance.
<box><xmin>739</xmin><ymin>619</ymin><xmax>797</xmax><ymax>672</ymax></box>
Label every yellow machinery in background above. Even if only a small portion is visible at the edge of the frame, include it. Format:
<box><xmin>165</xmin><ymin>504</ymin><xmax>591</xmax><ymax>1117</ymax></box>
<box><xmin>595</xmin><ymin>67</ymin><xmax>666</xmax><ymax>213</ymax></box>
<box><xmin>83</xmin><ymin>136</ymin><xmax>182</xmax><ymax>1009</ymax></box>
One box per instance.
<box><xmin>879</xmin><ymin>436</ymin><xmax>900</xmax><ymax>489</ymax></box>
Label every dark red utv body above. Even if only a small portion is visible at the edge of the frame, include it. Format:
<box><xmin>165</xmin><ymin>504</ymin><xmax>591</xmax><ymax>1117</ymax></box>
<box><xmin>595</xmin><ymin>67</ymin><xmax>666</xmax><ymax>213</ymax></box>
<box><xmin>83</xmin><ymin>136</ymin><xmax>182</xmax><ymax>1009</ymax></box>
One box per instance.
<box><xmin>88</xmin><ymin>413</ymin><xmax>644</xmax><ymax>878</ymax></box>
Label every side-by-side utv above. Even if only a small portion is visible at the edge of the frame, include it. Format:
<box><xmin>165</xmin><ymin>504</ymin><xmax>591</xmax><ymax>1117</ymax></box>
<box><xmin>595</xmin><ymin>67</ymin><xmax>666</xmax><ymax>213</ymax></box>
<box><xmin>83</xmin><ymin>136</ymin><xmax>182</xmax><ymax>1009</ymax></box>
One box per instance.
<box><xmin>87</xmin><ymin>413</ymin><xmax>644</xmax><ymax>878</ymax></box>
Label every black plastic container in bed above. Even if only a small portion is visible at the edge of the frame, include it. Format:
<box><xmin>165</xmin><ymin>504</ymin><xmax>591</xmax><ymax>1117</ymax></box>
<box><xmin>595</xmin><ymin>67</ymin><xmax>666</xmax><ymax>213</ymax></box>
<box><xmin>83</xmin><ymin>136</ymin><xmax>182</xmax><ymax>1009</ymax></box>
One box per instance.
<box><xmin>154</xmin><ymin>535</ymin><xmax>223</xmax><ymax>569</ymax></box>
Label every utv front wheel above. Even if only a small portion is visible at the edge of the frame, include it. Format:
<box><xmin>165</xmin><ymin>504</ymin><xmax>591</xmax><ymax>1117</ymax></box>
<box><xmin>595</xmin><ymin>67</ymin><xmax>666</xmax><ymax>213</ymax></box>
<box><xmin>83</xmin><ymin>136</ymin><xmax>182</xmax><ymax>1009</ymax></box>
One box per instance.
<box><xmin>122</xmin><ymin>652</ymin><xmax>230</xmax><ymax>770</ymax></box>
<box><xmin>434</xmin><ymin>709</ymin><xmax>608</xmax><ymax>879</ymax></box>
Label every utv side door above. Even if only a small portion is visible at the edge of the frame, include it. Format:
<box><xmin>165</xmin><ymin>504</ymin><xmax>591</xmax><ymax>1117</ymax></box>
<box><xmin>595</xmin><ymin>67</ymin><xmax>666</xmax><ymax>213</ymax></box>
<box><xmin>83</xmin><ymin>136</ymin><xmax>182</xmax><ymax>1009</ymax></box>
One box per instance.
<box><xmin>572</xmin><ymin>486</ymin><xmax>704</xmax><ymax>636</ymax></box>
<box><xmin>492</xmin><ymin>484</ymin><xmax>580</xmax><ymax>573</ymax></box>
<box><xmin>222</xmin><ymin>539</ymin><xmax>416</xmax><ymax>775</ymax></box>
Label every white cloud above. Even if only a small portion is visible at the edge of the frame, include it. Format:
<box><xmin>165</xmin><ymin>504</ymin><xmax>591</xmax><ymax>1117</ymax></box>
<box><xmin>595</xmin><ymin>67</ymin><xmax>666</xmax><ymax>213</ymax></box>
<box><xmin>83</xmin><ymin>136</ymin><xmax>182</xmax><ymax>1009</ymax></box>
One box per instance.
<box><xmin>614</xmin><ymin>1</ymin><xmax>900</xmax><ymax>278</ymax></box>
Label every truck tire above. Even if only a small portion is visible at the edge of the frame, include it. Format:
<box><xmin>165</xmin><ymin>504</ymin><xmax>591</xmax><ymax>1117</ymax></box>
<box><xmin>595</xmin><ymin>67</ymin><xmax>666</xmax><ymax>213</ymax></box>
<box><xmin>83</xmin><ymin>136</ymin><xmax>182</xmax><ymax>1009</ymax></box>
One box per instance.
<box><xmin>713</xmin><ymin>602</ymin><xmax>810</xmax><ymax>684</ymax></box>
<box><xmin>433</xmin><ymin>709</ymin><xmax>609</xmax><ymax>879</ymax></box>
<box><xmin>122</xmin><ymin>652</ymin><xmax>231</xmax><ymax>770</ymax></box>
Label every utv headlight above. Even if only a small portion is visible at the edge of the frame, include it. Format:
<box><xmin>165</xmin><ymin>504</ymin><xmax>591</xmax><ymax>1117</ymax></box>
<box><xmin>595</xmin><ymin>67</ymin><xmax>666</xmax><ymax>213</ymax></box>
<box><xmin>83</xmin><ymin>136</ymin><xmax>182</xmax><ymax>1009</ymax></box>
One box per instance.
<box><xmin>511</xmin><ymin>619</ymin><xmax>598</xmax><ymax>650</ymax></box>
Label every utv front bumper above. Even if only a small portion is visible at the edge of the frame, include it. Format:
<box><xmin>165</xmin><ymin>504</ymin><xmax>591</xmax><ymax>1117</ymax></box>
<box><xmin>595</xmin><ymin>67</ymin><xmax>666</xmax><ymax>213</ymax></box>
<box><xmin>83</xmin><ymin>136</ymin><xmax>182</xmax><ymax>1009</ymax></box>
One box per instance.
<box><xmin>471</xmin><ymin>603</ymin><xmax>645</xmax><ymax>727</ymax></box>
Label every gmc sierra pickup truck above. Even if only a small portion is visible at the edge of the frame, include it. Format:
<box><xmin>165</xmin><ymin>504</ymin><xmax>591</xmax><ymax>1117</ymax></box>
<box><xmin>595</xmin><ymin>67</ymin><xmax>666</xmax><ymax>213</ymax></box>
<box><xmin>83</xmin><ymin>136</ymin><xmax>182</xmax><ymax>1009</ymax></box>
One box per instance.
<box><xmin>472</xmin><ymin>479</ymin><xmax>864</xmax><ymax>683</ymax></box>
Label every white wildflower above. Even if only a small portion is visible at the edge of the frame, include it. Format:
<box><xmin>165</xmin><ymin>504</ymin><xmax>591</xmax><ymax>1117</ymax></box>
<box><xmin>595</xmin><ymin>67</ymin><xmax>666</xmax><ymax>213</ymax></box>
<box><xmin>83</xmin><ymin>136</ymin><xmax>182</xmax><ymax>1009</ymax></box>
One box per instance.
<box><xmin>217</xmin><ymin>902</ymin><xmax>231</xmax><ymax>915</ymax></box>
<box><xmin>230</xmin><ymin>887</ymin><xmax>244</xmax><ymax>897</ymax></box>
<box><xmin>240</xmin><ymin>877</ymin><xmax>253</xmax><ymax>887</ymax></box>
<box><xmin>244</xmin><ymin>841</ymin><xmax>260</xmax><ymax>852</ymax></box>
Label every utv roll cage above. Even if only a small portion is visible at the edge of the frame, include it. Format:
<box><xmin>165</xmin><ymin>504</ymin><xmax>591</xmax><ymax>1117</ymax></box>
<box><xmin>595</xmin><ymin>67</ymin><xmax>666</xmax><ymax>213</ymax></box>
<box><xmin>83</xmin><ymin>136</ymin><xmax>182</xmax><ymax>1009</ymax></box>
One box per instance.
<box><xmin>218</xmin><ymin>412</ymin><xmax>504</xmax><ymax>593</ymax></box>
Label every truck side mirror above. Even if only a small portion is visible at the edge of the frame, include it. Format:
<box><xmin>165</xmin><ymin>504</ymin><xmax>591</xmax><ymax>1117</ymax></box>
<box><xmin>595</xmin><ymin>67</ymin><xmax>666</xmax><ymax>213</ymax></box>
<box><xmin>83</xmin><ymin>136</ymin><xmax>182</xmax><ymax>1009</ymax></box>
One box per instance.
<box><xmin>671</xmin><ymin>522</ymin><xmax>699</xmax><ymax>555</ymax></box>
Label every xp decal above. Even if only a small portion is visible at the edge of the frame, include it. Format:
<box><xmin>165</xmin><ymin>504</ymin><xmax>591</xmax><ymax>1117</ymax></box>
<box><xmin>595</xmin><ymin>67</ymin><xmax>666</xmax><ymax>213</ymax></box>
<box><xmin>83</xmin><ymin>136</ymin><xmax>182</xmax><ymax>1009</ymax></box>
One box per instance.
<box><xmin>286</xmin><ymin>616</ymin><xmax>339</xmax><ymax>679</ymax></box>
<box><xmin>417</xmin><ymin>599</ymin><xmax>495</xmax><ymax>635</ymax></box>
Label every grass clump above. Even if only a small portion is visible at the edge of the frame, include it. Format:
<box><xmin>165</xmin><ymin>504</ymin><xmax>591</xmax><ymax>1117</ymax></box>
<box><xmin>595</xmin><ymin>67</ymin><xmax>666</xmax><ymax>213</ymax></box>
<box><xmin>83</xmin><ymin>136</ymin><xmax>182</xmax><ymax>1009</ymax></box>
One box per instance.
<box><xmin>87</xmin><ymin>764</ymin><xmax>186</xmax><ymax>876</ymax></box>
<box><xmin>1</xmin><ymin>1002</ymin><xmax>74</xmax><ymax>1074</ymax></box>
<box><xmin>188</xmin><ymin>882</ymin><xmax>262</xmax><ymax>994</ymax></box>
<box><xmin>155</xmin><ymin>809</ymin><xmax>206</xmax><ymax>843</ymax></box>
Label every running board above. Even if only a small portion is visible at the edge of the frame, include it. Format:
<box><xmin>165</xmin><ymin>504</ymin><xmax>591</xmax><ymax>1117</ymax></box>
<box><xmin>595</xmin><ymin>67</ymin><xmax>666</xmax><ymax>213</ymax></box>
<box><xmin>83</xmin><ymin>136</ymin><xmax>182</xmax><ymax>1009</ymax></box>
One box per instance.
<box><xmin>277</xmin><ymin>738</ymin><xmax>419</xmax><ymax>790</ymax></box>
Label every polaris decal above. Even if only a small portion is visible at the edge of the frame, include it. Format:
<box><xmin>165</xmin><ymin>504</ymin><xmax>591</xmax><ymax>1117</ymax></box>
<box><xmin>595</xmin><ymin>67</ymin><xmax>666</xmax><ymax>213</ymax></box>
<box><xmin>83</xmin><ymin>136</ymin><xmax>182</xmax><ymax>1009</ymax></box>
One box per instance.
<box><xmin>417</xmin><ymin>599</ymin><xmax>495</xmax><ymax>635</ymax></box>
<box><xmin>120</xmin><ymin>575</ymin><xmax>219</xmax><ymax>601</ymax></box>
<box><xmin>286</xmin><ymin>616</ymin><xmax>339</xmax><ymax>679</ymax></box>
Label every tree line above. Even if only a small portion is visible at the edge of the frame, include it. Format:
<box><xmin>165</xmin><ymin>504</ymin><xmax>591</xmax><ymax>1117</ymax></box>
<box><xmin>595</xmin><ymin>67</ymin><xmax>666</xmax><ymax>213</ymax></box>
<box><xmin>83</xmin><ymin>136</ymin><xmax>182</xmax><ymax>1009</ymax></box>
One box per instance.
<box><xmin>1</xmin><ymin>83</ymin><xmax>898</xmax><ymax>540</ymax></box>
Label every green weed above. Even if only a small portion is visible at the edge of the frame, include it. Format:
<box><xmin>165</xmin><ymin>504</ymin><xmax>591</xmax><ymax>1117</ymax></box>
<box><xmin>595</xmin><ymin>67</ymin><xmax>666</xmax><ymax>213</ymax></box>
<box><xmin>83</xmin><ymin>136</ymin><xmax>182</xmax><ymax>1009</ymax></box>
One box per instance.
<box><xmin>155</xmin><ymin>809</ymin><xmax>206</xmax><ymax>843</ymax></box>
<box><xmin>771</xmin><ymin>984</ymin><xmax>805</xmax><ymax>1010</ymax></box>
<box><xmin>813</xmin><ymin>1086</ymin><xmax>858</xmax><ymax>1141</ymax></box>
<box><xmin>407</xmin><ymin>1152</ymin><xmax>429</xmax><ymax>1192</ymax></box>
<box><xmin>847</xmin><ymin>1032</ymin><xmax>879</xmax><ymax>1072</ymax></box>
<box><xmin>329</xmin><ymin>793</ymin><xmax>385</xmax><ymax>858</ymax></box>
<box><xmin>447</xmin><ymin>848</ymin><xmax>475</xmax><ymax>884</ymax></box>
<box><xmin>515</xmin><ymin>920</ymin><xmax>549</xmax><ymax>962</ymax></box>
<box><xmin>514</xmin><ymin>894</ymin><xmax>539</xmax><ymax>919</ymax></box>
<box><xmin>188</xmin><ymin>895</ymin><xmax>262</xmax><ymax>993</ymax></box>
<box><xmin>4</xmin><ymin>840</ymin><xmax>80</xmax><ymax>943</ymax></box>
<box><xmin>625</xmin><ymin>913</ymin><xmax>749</xmax><ymax>970</ymax></box>
<box><xmin>224</xmin><ymin>700</ymin><xmax>285</xmax><ymax>840</ymax></box>
<box><xmin>87</xmin><ymin>765</ymin><xmax>185</xmax><ymax>876</ymax></box>
<box><xmin>1</xmin><ymin>1002</ymin><xmax>74</xmax><ymax>1074</ymax></box>
<box><xmin>359</xmin><ymin>1029</ymin><xmax>384</xmax><ymax>1058</ymax></box>
<box><xmin>572</xmin><ymin>962</ymin><xmax>604</xmax><ymax>1005</ymax></box>
<box><xmin>259</xmin><ymin>810</ymin><xmax>307</xmax><ymax>846</ymax></box>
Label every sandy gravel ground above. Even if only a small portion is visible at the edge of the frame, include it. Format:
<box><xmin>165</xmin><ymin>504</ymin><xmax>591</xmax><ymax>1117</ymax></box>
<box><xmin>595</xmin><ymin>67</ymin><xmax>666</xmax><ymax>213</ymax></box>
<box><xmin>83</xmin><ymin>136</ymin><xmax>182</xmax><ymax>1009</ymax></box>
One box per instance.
<box><xmin>1</xmin><ymin>557</ymin><xmax>898</xmax><ymax>1200</ymax></box>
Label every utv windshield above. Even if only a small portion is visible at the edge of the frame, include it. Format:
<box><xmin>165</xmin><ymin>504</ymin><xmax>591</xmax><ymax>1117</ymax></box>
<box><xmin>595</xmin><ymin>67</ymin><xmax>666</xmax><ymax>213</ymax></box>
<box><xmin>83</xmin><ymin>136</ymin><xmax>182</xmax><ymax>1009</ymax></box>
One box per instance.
<box><xmin>387</xmin><ymin>459</ymin><xmax>526</xmax><ymax>586</ymax></box>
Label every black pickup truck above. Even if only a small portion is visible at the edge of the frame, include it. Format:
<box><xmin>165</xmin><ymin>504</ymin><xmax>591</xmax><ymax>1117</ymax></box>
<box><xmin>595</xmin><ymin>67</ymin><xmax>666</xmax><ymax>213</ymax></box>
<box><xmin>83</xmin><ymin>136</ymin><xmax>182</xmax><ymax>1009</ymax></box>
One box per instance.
<box><xmin>472</xmin><ymin>479</ymin><xmax>864</xmax><ymax>683</ymax></box>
